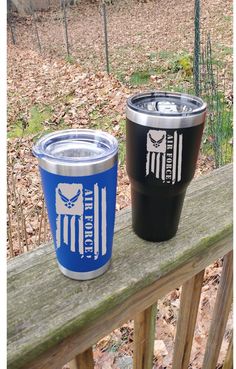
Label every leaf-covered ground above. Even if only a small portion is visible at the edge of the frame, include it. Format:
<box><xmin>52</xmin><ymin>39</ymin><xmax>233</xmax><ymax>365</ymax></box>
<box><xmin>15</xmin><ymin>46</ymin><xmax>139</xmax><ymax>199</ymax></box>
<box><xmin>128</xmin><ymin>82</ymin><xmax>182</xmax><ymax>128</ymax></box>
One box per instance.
<box><xmin>7</xmin><ymin>0</ymin><xmax>233</xmax><ymax>367</ymax></box>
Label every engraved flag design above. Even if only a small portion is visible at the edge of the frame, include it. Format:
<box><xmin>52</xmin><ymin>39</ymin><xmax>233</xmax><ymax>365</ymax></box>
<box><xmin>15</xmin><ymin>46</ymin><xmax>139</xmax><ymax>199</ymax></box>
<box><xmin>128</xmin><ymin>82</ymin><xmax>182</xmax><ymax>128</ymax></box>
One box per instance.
<box><xmin>146</xmin><ymin>129</ymin><xmax>183</xmax><ymax>184</ymax></box>
<box><xmin>55</xmin><ymin>183</ymin><xmax>107</xmax><ymax>259</ymax></box>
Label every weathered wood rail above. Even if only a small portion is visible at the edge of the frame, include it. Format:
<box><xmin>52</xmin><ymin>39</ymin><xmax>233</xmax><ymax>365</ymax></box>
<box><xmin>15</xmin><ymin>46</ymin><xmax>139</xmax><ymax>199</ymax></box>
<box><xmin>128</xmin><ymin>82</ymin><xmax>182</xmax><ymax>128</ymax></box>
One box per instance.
<box><xmin>8</xmin><ymin>164</ymin><xmax>233</xmax><ymax>369</ymax></box>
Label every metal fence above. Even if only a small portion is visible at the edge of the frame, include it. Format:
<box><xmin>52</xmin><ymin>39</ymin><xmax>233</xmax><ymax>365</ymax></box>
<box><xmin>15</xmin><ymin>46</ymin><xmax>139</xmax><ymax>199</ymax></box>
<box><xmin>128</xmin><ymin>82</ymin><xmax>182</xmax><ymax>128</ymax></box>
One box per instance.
<box><xmin>7</xmin><ymin>0</ymin><xmax>202</xmax><ymax>76</ymax></box>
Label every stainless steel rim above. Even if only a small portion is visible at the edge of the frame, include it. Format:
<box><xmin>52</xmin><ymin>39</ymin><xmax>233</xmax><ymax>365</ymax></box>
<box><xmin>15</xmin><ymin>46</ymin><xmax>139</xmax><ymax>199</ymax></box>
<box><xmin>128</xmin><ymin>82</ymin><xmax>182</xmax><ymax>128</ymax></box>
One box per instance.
<box><xmin>126</xmin><ymin>91</ymin><xmax>207</xmax><ymax>128</ymax></box>
<box><xmin>126</xmin><ymin>106</ymin><xmax>206</xmax><ymax>128</ymax></box>
<box><xmin>58</xmin><ymin>260</ymin><xmax>111</xmax><ymax>280</ymax></box>
<box><xmin>33</xmin><ymin>129</ymin><xmax>118</xmax><ymax>176</ymax></box>
<box><xmin>38</xmin><ymin>154</ymin><xmax>118</xmax><ymax>176</ymax></box>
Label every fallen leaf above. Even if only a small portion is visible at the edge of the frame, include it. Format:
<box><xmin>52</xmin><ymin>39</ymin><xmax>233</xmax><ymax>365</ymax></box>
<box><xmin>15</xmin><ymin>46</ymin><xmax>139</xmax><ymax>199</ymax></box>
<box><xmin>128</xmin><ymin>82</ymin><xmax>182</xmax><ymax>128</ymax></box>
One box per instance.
<box><xmin>154</xmin><ymin>340</ymin><xmax>168</xmax><ymax>357</ymax></box>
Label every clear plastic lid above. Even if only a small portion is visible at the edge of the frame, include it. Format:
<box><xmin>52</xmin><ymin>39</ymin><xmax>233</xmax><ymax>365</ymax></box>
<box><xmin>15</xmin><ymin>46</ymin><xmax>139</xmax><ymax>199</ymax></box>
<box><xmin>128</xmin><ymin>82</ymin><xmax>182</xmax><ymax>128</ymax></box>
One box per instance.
<box><xmin>32</xmin><ymin>129</ymin><xmax>118</xmax><ymax>164</ymax></box>
<box><xmin>127</xmin><ymin>91</ymin><xmax>207</xmax><ymax>117</ymax></box>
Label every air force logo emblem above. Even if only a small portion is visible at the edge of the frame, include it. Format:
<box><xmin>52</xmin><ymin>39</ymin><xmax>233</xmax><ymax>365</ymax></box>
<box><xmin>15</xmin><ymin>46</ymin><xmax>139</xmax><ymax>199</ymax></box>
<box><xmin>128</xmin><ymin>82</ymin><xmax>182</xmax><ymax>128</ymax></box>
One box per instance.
<box><xmin>147</xmin><ymin>130</ymin><xmax>166</xmax><ymax>153</ymax></box>
<box><xmin>58</xmin><ymin>188</ymin><xmax>81</xmax><ymax>209</ymax></box>
<box><xmin>56</xmin><ymin>183</ymin><xmax>83</xmax><ymax>215</ymax></box>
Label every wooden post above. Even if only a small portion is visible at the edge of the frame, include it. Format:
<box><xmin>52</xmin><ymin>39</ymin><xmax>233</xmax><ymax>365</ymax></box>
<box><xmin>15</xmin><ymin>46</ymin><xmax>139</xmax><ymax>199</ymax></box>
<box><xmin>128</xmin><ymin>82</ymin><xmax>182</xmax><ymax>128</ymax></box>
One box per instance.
<box><xmin>172</xmin><ymin>269</ymin><xmax>205</xmax><ymax>369</ymax></box>
<box><xmin>222</xmin><ymin>334</ymin><xmax>233</xmax><ymax>369</ymax></box>
<box><xmin>69</xmin><ymin>347</ymin><xmax>94</xmax><ymax>369</ymax></box>
<box><xmin>7</xmin><ymin>199</ymin><xmax>14</xmax><ymax>257</ymax></box>
<box><xmin>11</xmin><ymin>173</ymin><xmax>23</xmax><ymax>253</ymax></box>
<box><xmin>133</xmin><ymin>303</ymin><xmax>157</xmax><ymax>369</ymax></box>
<box><xmin>202</xmin><ymin>251</ymin><xmax>233</xmax><ymax>369</ymax></box>
<box><xmin>19</xmin><ymin>193</ymin><xmax>29</xmax><ymax>252</ymax></box>
<box><xmin>102</xmin><ymin>2</ymin><xmax>110</xmax><ymax>74</ymax></box>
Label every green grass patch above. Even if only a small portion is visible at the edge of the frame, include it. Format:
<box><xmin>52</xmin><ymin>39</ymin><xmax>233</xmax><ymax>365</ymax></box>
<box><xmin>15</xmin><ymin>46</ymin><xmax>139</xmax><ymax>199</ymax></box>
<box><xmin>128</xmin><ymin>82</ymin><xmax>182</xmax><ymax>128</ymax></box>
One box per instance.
<box><xmin>208</xmin><ymin>58</ymin><xmax>224</xmax><ymax>68</ymax></box>
<box><xmin>200</xmin><ymin>34</ymin><xmax>233</xmax><ymax>168</ymax></box>
<box><xmin>202</xmin><ymin>95</ymin><xmax>233</xmax><ymax>167</ymax></box>
<box><xmin>215</xmin><ymin>45</ymin><xmax>233</xmax><ymax>57</ymax></box>
<box><xmin>117</xmin><ymin>120</ymin><xmax>126</xmax><ymax>166</ymax></box>
<box><xmin>158</xmin><ymin>76</ymin><xmax>194</xmax><ymax>94</ymax></box>
<box><xmin>118</xmin><ymin>140</ymin><xmax>126</xmax><ymax>167</ymax></box>
<box><xmin>169</xmin><ymin>53</ymin><xmax>193</xmax><ymax>76</ymax></box>
<box><xmin>148</xmin><ymin>52</ymin><xmax>158</xmax><ymax>61</ymax></box>
<box><xmin>223</xmin><ymin>15</ymin><xmax>232</xmax><ymax>22</ymax></box>
<box><xmin>129</xmin><ymin>68</ymin><xmax>164</xmax><ymax>86</ymax></box>
<box><xmin>8</xmin><ymin>105</ymin><xmax>53</xmax><ymax>139</ymax></box>
<box><xmin>202</xmin><ymin>138</ymin><xmax>233</xmax><ymax>166</ymax></box>
<box><xmin>118</xmin><ymin>119</ymin><xmax>126</xmax><ymax>134</ymax></box>
<box><xmin>89</xmin><ymin>110</ymin><xmax>126</xmax><ymax>166</ymax></box>
<box><xmin>158</xmin><ymin>50</ymin><xmax>175</xmax><ymax>60</ymax></box>
<box><xmin>157</xmin><ymin>50</ymin><xmax>193</xmax><ymax>77</ymax></box>
<box><xmin>130</xmin><ymin>70</ymin><xmax>151</xmax><ymax>85</ymax></box>
<box><xmin>65</xmin><ymin>55</ymin><xmax>76</xmax><ymax>64</ymax></box>
<box><xmin>89</xmin><ymin>110</ymin><xmax>114</xmax><ymax>131</ymax></box>
<box><xmin>116</xmin><ymin>71</ymin><xmax>127</xmax><ymax>84</ymax></box>
<box><xmin>117</xmin><ymin>67</ymin><xmax>165</xmax><ymax>86</ymax></box>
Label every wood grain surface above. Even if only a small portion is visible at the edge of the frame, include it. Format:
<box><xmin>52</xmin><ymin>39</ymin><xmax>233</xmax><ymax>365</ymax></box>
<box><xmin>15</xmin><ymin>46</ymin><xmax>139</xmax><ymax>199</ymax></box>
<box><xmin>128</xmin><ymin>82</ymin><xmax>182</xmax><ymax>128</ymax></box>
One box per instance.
<box><xmin>133</xmin><ymin>303</ymin><xmax>157</xmax><ymax>369</ymax></box>
<box><xmin>202</xmin><ymin>250</ymin><xmax>233</xmax><ymax>369</ymax></box>
<box><xmin>172</xmin><ymin>269</ymin><xmax>205</xmax><ymax>369</ymax></box>
<box><xmin>69</xmin><ymin>347</ymin><xmax>94</xmax><ymax>369</ymax></box>
<box><xmin>7</xmin><ymin>164</ymin><xmax>233</xmax><ymax>369</ymax></box>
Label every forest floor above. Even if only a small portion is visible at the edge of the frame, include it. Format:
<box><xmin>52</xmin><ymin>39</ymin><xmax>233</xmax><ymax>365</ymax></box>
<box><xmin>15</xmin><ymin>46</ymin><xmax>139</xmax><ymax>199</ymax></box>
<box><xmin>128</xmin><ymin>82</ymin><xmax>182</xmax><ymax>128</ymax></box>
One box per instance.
<box><xmin>7</xmin><ymin>0</ymin><xmax>233</xmax><ymax>367</ymax></box>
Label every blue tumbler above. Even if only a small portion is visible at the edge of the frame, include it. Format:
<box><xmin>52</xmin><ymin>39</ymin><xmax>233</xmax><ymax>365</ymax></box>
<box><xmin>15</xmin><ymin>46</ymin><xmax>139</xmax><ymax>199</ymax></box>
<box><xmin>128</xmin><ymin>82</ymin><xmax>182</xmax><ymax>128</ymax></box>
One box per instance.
<box><xmin>33</xmin><ymin>129</ymin><xmax>118</xmax><ymax>280</ymax></box>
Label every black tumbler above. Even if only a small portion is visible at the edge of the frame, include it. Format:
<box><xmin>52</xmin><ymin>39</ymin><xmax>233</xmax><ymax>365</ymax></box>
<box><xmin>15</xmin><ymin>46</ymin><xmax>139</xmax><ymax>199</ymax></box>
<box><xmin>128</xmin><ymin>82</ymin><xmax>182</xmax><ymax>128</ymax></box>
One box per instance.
<box><xmin>126</xmin><ymin>91</ymin><xmax>207</xmax><ymax>241</ymax></box>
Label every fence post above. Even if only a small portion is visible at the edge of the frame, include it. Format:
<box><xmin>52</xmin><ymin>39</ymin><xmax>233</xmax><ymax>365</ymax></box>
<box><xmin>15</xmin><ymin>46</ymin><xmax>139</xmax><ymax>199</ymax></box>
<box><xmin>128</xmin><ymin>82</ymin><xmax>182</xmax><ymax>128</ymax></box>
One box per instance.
<box><xmin>222</xmin><ymin>333</ymin><xmax>233</xmax><ymax>369</ymax></box>
<box><xmin>202</xmin><ymin>251</ymin><xmax>233</xmax><ymax>369</ymax></box>
<box><xmin>7</xmin><ymin>0</ymin><xmax>16</xmax><ymax>45</ymax></box>
<box><xmin>30</xmin><ymin>0</ymin><xmax>42</xmax><ymax>53</ymax></box>
<box><xmin>133</xmin><ymin>303</ymin><xmax>157</xmax><ymax>369</ymax></box>
<box><xmin>69</xmin><ymin>347</ymin><xmax>94</xmax><ymax>369</ymax></box>
<box><xmin>62</xmin><ymin>0</ymin><xmax>70</xmax><ymax>56</ymax></box>
<box><xmin>172</xmin><ymin>270</ymin><xmax>205</xmax><ymax>369</ymax></box>
<box><xmin>9</xmin><ymin>19</ymin><xmax>16</xmax><ymax>45</ymax></box>
<box><xmin>102</xmin><ymin>2</ymin><xmax>110</xmax><ymax>74</ymax></box>
<box><xmin>194</xmin><ymin>0</ymin><xmax>200</xmax><ymax>96</ymax></box>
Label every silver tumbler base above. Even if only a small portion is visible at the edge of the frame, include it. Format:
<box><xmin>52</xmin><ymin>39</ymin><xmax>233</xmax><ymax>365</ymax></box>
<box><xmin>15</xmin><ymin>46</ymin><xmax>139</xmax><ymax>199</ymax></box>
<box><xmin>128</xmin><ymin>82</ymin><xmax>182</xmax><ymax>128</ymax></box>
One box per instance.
<box><xmin>57</xmin><ymin>260</ymin><xmax>111</xmax><ymax>280</ymax></box>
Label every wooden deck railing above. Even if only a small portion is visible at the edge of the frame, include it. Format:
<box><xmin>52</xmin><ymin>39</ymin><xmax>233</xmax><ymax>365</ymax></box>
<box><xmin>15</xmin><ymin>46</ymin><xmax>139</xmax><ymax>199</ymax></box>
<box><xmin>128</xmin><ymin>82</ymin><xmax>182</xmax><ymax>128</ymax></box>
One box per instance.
<box><xmin>7</xmin><ymin>164</ymin><xmax>233</xmax><ymax>369</ymax></box>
